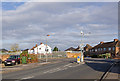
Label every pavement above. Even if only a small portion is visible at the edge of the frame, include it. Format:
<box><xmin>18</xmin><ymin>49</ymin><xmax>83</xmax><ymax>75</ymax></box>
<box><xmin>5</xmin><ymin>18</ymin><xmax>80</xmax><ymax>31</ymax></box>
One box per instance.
<box><xmin>105</xmin><ymin>59</ymin><xmax>120</xmax><ymax>80</ymax></box>
<box><xmin>1</xmin><ymin>62</ymin><xmax>51</xmax><ymax>74</ymax></box>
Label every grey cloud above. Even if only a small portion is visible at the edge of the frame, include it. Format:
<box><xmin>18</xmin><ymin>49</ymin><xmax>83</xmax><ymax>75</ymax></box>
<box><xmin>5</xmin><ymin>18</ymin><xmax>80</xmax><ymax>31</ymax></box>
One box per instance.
<box><xmin>2</xmin><ymin>2</ymin><xmax>118</xmax><ymax>50</ymax></box>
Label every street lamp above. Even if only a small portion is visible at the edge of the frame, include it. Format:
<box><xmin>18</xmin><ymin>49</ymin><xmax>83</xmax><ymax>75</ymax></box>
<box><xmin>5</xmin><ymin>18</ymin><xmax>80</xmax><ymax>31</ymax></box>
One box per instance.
<box><xmin>45</xmin><ymin>34</ymin><xmax>50</xmax><ymax>62</ymax></box>
<box><xmin>80</xmin><ymin>31</ymin><xmax>84</xmax><ymax>62</ymax></box>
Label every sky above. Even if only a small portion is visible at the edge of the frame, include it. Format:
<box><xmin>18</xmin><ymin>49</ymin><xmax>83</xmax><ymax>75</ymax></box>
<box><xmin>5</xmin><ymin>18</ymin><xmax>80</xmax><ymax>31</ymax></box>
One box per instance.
<box><xmin>2</xmin><ymin>2</ymin><xmax>118</xmax><ymax>51</ymax></box>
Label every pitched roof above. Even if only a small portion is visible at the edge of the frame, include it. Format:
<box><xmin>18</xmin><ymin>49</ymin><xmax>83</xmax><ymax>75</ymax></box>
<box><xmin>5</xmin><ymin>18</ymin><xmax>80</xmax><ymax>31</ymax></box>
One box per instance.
<box><xmin>23</xmin><ymin>49</ymin><xmax>29</xmax><ymax>51</ymax></box>
<box><xmin>0</xmin><ymin>49</ymin><xmax>8</xmax><ymax>52</ymax></box>
<box><xmin>84</xmin><ymin>44</ymin><xmax>92</xmax><ymax>49</ymax></box>
<box><xmin>65</xmin><ymin>47</ymin><xmax>75</xmax><ymax>51</ymax></box>
<box><xmin>35</xmin><ymin>44</ymin><xmax>38</xmax><ymax>48</ymax></box>
<box><xmin>92</xmin><ymin>40</ymin><xmax>119</xmax><ymax>49</ymax></box>
<box><xmin>74</xmin><ymin>46</ymin><xmax>81</xmax><ymax>51</ymax></box>
<box><xmin>31</xmin><ymin>46</ymin><xmax>34</xmax><ymax>50</ymax></box>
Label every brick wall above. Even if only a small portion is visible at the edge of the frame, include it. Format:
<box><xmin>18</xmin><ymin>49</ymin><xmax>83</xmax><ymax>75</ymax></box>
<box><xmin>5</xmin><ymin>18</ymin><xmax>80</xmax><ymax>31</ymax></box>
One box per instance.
<box><xmin>66</xmin><ymin>52</ymin><xmax>81</xmax><ymax>58</ymax></box>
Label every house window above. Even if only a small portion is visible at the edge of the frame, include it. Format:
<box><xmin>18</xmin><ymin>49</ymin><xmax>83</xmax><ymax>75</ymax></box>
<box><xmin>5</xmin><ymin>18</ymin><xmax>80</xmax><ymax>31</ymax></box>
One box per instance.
<box><xmin>108</xmin><ymin>47</ymin><xmax>111</xmax><ymax>51</ymax></box>
<box><xmin>98</xmin><ymin>48</ymin><xmax>100</xmax><ymax>51</ymax></box>
<box><xmin>101</xmin><ymin>48</ymin><xmax>102</xmax><ymax>51</ymax></box>
<box><xmin>92</xmin><ymin>49</ymin><xmax>94</xmax><ymax>52</ymax></box>
<box><xmin>39</xmin><ymin>48</ymin><xmax>41</xmax><ymax>50</ymax></box>
<box><xmin>95</xmin><ymin>49</ymin><xmax>97</xmax><ymax>52</ymax></box>
<box><xmin>104</xmin><ymin>48</ymin><xmax>106</xmax><ymax>51</ymax></box>
<box><xmin>90</xmin><ymin>50</ymin><xmax>91</xmax><ymax>52</ymax></box>
<box><xmin>113</xmin><ymin>47</ymin><xmax>115</xmax><ymax>50</ymax></box>
<box><xmin>45</xmin><ymin>49</ymin><xmax>49</xmax><ymax>52</ymax></box>
<box><xmin>89</xmin><ymin>50</ymin><xmax>91</xmax><ymax>52</ymax></box>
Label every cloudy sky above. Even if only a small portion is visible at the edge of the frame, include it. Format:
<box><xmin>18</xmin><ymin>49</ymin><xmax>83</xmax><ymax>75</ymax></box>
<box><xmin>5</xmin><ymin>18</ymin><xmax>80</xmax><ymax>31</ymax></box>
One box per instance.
<box><xmin>2</xmin><ymin>2</ymin><xmax>118</xmax><ymax>50</ymax></box>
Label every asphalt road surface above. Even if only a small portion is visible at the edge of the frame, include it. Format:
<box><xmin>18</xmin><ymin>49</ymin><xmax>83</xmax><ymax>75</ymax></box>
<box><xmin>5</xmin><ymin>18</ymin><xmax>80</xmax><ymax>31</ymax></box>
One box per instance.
<box><xmin>2</xmin><ymin>58</ymin><xmax>115</xmax><ymax>80</ymax></box>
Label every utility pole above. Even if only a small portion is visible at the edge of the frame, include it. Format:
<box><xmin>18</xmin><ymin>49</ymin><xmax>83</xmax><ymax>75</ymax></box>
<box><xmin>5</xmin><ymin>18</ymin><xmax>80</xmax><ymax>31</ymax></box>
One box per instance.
<box><xmin>80</xmin><ymin>31</ymin><xmax>84</xmax><ymax>62</ymax></box>
<box><xmin>46</xmin><ymin>35</ymin><xmax>50</xmax><ymax>62</ymax></box>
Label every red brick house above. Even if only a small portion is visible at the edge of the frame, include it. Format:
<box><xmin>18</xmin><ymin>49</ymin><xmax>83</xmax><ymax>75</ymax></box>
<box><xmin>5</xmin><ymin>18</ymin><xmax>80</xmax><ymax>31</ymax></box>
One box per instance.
<box><xmin>84</xmin><ymin>44</ymin><xmax>92</xmax><ymax>56</ymax></box>
<box><xmin>85</xmin><ymin>39</ymin><xmax>120</xmax><ymax>57</ymax></box>
<box><xmin>84</xmin><ymin>44</ymin><xmax>92</xmax><ymax>51</ymax></box>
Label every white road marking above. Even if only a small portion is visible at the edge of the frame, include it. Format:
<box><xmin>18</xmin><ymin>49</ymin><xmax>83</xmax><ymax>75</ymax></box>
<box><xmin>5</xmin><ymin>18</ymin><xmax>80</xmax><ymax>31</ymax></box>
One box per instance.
<box><xmin>15</xmin><ymin>80</ymin><xmax>21</xmax><ymax>81</ymax></box>
<box><xmin>43</xmin><ymin>67</ymin><xmax>61</xmax><ymax>73</ymax></box>
<box><xmin>72</xmin><ymin>64</ymin><xmax>81</xmax><ymax>67</ymax></box>
<box><xmin>14</xmin><ymin>63</ymin><xmax>83</xmax><ymax>80</ymax></box>
<box><xmin>43</xmin><ymin>63</ymin><xmax>82</xmax><ymax>74</ymax></box>
<box><xmin>21</xmin><ymin>76</ymin><xmax>34</xmax><ymax>80</ymax></box>
<box><xmin>63</xmin><ymin>63</ymin><xmax>72</xmax><ymax>67</ymax></box>
<box><xmin>61</xmin><ymin>67</ymin><xmax>68</xmax><ymax>70</ymax></box>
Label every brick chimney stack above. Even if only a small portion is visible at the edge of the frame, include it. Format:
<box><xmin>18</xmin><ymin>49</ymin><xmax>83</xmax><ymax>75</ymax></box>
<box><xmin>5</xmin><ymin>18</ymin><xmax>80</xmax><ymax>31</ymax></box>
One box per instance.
<box><xmin>114</xmin><ymin>39</ymin><xmax>118</xmax><ymax>42</ymax></box>
<box><xmin>100</xmin><ymin>41</ymin><xmax>104</xmax><ymax>44</ymax></box>
<box><xmin>35</xmin><ymin>44</ymin><xmax>37</xmax><ymax>47</ymax></box>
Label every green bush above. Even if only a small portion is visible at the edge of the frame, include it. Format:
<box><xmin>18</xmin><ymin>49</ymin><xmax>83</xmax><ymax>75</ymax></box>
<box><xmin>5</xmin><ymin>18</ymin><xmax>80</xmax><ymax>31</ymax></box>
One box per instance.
<box><xmin>98</xmin><ymin>55</ymin><xmax>102</xmax><ymax>58</ymax></box>
<box><xmin>103</xmin><ymin>54</ymin><xmax>106</xmax><ymax>58</ymax></box>
<box><xmin>98</xmin><ymin>53</ymin><xmax>111</xmax><ymax>58</ymax></box>
<box><xmin>20</xmin><ymin>51</ymin><xmax>29</xmax><ymax>59</ymax></box>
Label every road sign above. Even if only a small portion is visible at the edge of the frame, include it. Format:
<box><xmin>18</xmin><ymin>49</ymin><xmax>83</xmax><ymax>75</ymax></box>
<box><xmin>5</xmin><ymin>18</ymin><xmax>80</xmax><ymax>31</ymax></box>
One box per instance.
<box><xmin>77</xmin><ymin>56</ymin><xmax>80</xmax><ymax>63</ymax></box>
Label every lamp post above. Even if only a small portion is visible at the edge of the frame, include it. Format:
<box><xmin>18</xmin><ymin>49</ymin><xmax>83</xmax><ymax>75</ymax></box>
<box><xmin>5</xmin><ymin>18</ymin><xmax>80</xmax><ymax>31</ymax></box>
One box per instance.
<box><xmin>80</xmin><ymin>31</ymin><xmax>84</xmax><ymax>62</ymax></box>
<box><xmin>45</xmin><ymin>34</ymin><xmax>50</xmax><ymax>62</ymax></box>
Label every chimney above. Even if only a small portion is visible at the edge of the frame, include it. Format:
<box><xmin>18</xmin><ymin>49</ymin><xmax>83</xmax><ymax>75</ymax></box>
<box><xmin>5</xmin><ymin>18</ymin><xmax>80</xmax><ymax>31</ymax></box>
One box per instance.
<box><xmin>114</xmin><ymin>39</ymin><xmax>118</xmax><ymax>42</ymax></box>
<box><xmin>100</xmin><ymin>41</ymin><xmax>104</xmax><ymax>44</ymax></box>
<box><xmin>31</xmin><ymin>46</ymin><xmax>34</xmax><ymax>50</ymax></box>
<box><xmin>35</xmin><ymin>44</ymin><xmax>37</xmax><ymax>47</ymax></box>
<box><xmin>40</xmin><ymin>42</ymin><xmax>43</xmax><ymax>45</ymax></box>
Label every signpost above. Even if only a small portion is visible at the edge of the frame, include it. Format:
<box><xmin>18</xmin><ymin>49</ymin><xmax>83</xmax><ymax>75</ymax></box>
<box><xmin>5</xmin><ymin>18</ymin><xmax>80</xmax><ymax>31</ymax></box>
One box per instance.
<box><xmin>77</xmin><ymin>56</ymin><xmax>80</xmax><ymax>63</ymax></box>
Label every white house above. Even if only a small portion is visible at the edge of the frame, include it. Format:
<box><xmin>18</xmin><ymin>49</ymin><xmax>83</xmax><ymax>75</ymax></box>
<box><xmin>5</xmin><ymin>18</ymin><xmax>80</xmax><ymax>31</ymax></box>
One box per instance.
<box><xmin>28</xmin><ymin>43</ymin><xmax>52</xmax><ymax>54</ymax></box>
<box><xmin>28</xmin><ymin>49</ymin><xmax>34</xmax><ymax>54</ymax></box>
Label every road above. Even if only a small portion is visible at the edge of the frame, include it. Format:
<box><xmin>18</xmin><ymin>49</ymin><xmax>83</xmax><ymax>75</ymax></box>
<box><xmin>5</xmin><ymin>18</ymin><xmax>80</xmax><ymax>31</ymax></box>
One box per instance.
<box><xmin>2</xmin><ymin>58</ymin><xmax>117</xmax><ymax>80</ymax></box>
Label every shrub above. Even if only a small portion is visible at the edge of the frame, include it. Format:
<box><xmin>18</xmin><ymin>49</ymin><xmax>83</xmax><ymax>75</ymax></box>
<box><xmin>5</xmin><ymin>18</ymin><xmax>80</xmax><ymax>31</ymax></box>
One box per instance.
<box><xmin>91</xmin><ymin>55</ymin><xmax>98</xmax><ymax>58</ymax></box>
<box><xmin>98</xmin><ymin>55</ymin><xmax>102</xmax><ymax>58</ymax></box>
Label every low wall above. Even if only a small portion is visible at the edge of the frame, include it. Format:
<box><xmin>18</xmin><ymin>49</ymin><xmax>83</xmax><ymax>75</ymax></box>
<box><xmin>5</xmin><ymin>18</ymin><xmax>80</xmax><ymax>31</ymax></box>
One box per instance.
<box><xmin>66</xmin><ymin>52</ymin><xmax>81</xmax><ymax>58</ymax></box>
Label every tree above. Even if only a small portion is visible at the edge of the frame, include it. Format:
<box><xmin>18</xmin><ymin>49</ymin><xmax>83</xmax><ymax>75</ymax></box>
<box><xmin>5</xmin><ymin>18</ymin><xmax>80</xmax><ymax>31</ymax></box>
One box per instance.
<box><xmin>11</xmin><ymin>43</ymin><xmax>19</xmax><ymax>52</ymax></box>
<box><xmin>53</xmin><ymin>46</ymin><xmax>59</xmax><ymax>51</ymax></box>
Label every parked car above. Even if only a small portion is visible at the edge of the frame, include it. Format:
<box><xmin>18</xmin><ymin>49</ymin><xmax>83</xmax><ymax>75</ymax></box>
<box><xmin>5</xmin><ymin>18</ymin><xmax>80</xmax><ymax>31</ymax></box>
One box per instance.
<box><xmin>4</xmin><ymin>55</ymin><xmax>20</xmax><ymax>66</ymax></box>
